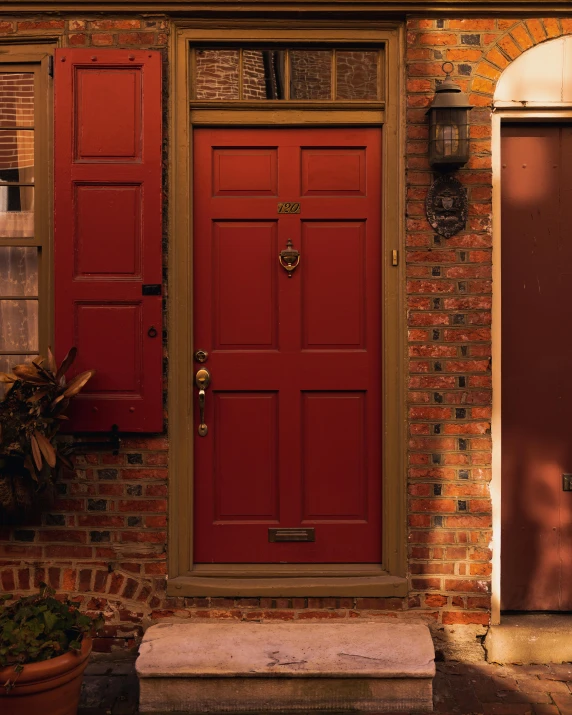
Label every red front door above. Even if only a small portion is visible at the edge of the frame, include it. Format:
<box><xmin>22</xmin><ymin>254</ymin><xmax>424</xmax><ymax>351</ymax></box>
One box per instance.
<box><xmin>193</xmin><ymin>127</ymin><xmax>382</xmax><ymax>563</ymax></box>
<box><xmin>502</xmin><ymin>124</ymin><xmax>572</xmax><ymax>609</ymax></box>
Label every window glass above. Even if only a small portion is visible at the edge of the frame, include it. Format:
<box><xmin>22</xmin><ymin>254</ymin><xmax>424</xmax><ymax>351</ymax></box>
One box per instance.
<box><xmin>242</xmin><ymin>50</ymin><xmax>286</xmax><ymax>100</ymax></box>
<box><xmin>192</xmin><ymin>47</ymin><xmax>382</xmax><ymax>102</ymax></box>
<box><xmin>290</xmin><ymin>50</ymin><xmax>332</xmax><ymax>100</ymax></box>
<box><xmin>0</xmin><ymin>65</ymin><xmax>39</xmax><ymax>384</ymax></box>
<box><xmin>0</xmin><ymin>247</ymin><xmax>38</xmax><ymax>295</ymax></box>
<box><xmin>0</xmin><ymin>300</ymin><xmax>38</xmax><ymax>350</ymax></box>
<box><xmin>0</xmin><ymin>73</ymin><xmax>34</xmax><ymax>127</ymax></box>
<box><xmin>195</xmin><ymin>49</ymin><xmax>239</xmax><ymax>100</ymax></box>
<box><xmin>336</xmin><ymin>50</ymin><xmax>379</xmax><ymax>100</ymax></box>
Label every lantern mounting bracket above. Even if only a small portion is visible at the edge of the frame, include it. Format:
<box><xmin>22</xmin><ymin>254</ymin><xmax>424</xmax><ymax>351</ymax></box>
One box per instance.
<box><xmin>425</xmin><ymin>174</ymin><xmax>468</xmax><ymax>239</ymax></box>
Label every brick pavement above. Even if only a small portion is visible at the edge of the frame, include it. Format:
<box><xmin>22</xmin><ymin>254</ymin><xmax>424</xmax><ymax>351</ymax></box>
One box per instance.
<box><xmin>78</xmin><ymin>655</ymin><xmax>572</xmax><ymax>715</ymax></box>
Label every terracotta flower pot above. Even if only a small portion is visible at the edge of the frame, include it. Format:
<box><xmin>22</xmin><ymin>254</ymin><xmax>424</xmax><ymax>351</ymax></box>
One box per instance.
<box><xmin>0</xmin><ymin>636</ymin><xmax>92</xmax><ymax>715</ymax></box>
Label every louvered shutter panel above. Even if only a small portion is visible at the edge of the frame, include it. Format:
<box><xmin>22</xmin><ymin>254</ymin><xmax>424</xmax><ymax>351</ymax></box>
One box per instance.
<box><xmin>54</xmin><ymin>49</ymin><xmax>163</xmax><ymax>432</ymax></box>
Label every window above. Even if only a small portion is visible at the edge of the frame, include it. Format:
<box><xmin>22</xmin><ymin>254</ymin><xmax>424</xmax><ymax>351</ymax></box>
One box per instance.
<box><xmin>0</xmin><ymin>55</ymin><xmax>50</xmax><ymax>394</ymax></box>
<box><xmin>191</xmin><ymin>47</ymin><xmax>384</xmax><ymax>102</ymax></box>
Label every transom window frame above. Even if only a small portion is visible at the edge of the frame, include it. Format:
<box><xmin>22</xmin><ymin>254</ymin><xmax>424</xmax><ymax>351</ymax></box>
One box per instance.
<box><xmin>189</xmin><ymin>44</ymin><xmax>386</xmax><ymax>104</ymax></box>
<box><xmin>0</xmin><ymin>45</ymin><xmax>53</xmax><ymax>377</ymax></box>
<box><xmin>169</xmin><ymin>20</ymin><xmax>407</xmax><ymax>597</ymax></box>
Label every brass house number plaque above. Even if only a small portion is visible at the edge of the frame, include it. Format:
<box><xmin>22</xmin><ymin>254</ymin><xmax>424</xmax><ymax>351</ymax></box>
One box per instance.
<box><xmin>277</xmin><ymin>202</ymin><xmax>301</xmax><ymax>214</ymax></box>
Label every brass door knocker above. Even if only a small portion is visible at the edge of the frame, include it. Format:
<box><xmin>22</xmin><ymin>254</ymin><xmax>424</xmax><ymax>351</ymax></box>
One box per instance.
<box><xmin>279</xmin><ymin>239</ymin><xmax>300</xmax><ymax>277</ymax></box>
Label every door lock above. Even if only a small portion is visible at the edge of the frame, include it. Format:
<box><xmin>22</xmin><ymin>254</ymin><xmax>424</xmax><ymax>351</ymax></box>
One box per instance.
<box><xmin>195</xmin><ymin>368</ymin><xmax>211</xmax><ymax>437</ymax></box>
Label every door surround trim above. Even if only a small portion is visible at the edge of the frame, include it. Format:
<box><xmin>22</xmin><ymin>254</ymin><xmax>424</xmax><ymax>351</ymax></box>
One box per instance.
<box><xmin>491</xmin><ymin>108</ymin><xmax>572</xmax><ymax>624</ymax></box>
<box><xmin>167</xmin><ymin>20</ymin><xmax>407</xmax><ymax>597</ymax></box>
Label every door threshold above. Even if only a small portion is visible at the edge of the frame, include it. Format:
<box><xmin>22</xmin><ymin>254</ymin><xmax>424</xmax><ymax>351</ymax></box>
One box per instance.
<box><xmin>167</xmin><ymin>571</ymin><xmax>408</xmax><ymax>598</ymax></box>
<box><xmin>486</xmin><ymin>613</ymin><xmax>572</xmax><ymax>664</ymax></box>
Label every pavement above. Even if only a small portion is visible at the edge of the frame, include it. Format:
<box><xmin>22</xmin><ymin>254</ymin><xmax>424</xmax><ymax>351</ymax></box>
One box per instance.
<box><xmin>78</xmin><ymin>654</ymin><xmax>572</xmax><ymax>715</ymax></box>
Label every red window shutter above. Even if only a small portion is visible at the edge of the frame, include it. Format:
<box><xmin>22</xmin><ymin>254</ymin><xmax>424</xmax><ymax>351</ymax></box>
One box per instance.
<box><xmin>54</xmin><ymin>49</ymin><xmax>163</xmax><ymax>432</ymax></box>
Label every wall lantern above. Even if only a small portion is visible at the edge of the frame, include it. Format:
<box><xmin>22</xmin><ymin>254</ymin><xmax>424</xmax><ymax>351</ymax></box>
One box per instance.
<box><xmin>427</xmin><ymin>62</ymin><xmax>473</xmax><ymax>170</ymax></box>
<box><xmin>425</xmin><ymin>62</ymin><xmax>473</xmax><ymax>238</ymax></box>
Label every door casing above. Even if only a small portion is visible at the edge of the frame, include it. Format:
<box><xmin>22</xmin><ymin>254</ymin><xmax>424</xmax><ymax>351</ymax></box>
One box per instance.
<box><xmin>167</xmin><ymin>19</ymin><xmax>407</xmax><ymax>597</ymax></box>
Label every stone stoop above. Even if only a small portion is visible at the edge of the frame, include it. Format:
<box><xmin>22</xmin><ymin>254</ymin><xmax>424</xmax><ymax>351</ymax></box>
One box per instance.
<box><xmin>136</xmin><ymin>621</ymin><xmax>435</xmax><ymax>713</ymax></box>
<box><xmin>485</xmin><ymin>614</ymin><xmax>572</xmax><ymax>664</ymax></box>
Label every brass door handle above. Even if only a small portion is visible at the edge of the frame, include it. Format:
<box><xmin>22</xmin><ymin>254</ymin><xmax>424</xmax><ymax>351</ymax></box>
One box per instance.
<box><xmin>195</xmin><ymin>368</ymin><xmax>211</xmax><ymax>437</ymax></box>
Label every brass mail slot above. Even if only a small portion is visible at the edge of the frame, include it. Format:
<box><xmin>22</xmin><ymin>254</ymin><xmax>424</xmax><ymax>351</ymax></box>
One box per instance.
<box><xmin>268</xmin><ymin>528</ymin><xmax>315</xmax><ymax>542</ymax></box>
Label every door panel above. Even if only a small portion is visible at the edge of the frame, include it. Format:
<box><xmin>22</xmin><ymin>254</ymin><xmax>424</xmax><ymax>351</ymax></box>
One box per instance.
<box><xmin>193</xmin><ymin>127</ymin><xmax>382</xmax><ymax>563</ymax></box>
<box><xmin>501</xmin><ymin>124</ymin><xmax>572</xmax><ymax>610</ymax></box>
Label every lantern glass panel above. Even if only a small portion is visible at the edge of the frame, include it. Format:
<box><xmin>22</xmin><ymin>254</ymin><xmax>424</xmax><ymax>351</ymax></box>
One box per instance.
<box><xmin>429</xmin><ymin>106</ymin><xmax>470</xmax><ymax>168</ymax></box>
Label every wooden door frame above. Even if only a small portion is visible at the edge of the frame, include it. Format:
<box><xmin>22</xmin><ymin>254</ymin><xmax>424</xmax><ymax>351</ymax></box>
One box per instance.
<box><xmin>167</xmin><ymin>19</ymin><xmax>407</xmax><ymax>597</ymax></box>
<box><xmin>491</xmin><ymin>108</ymin><xmax>572</xmax><ymax>624</ymax></box>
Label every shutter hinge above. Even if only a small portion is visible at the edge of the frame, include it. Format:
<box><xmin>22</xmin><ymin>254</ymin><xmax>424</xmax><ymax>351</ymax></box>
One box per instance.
<box><xmin>48</xmin><ymin>55</ymin><xmax>54</xmax><ymax>78</ymax></box>
<box><xmin>391</xmin><ymin>249</ymin><xmax>399</xmax><ymax>267</ymax></box>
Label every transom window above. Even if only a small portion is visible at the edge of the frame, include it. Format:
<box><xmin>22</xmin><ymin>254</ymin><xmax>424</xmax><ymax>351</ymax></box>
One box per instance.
<box><xmin>191</xmin><ymin>46</ymin><xmax>384</xmax><ymax>102</ymax></box>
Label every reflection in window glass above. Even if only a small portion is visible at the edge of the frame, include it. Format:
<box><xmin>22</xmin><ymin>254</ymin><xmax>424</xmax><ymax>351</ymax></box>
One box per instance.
<box><xmin>0</xmin><ymin>73</ymin><xmax>34</xmax><ymax>127</ymax></box>
<box><xmin>336</xmin><ymin>50</ymin><xmax>379</xmax><ymax>100</ymax></box>
<box><xmin>290</xmin><ymin>50</ymin><xmax>332</xmax><ymax>100</ymax></box>
<box><xmin>0</xmin><ymin>130</ymin><xmax>34</xmax><ymax>178</ymax></box>
<box><xmin>0</xmin><ymin>300</ymin><xmax>38</xmax><ymax>351</ymax></box>
<box><xmin>0</xmin><ymin>247</ymin><xmax>38</xmax><ymax>296</ymax></box>
<box><xmin>0</xmin><ymin>186</ymin><xmax>34</xmax><ymax>237</ymax></box>
<box><xmin>195</xmin><ymin>49</ymin><xmax>239</xmax><ymax>100</ymax></box>
<box><xmin>242</xmin><ymin>50</ymin><xmax>286</xmax><ymax>100</ymax></box>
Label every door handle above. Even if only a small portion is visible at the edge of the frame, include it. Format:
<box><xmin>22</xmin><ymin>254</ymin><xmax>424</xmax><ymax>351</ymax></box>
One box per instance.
<box><xmin>195</xmin><ymin>368</ymin><xmax>211</xmax><ymax>437</ymax></box>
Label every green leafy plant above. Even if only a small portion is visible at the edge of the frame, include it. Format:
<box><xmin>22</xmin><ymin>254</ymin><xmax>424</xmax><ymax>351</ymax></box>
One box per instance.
<box><xmin>0</xmin><ymin>583</ymin><xmax>103</xmax><ymax>691</ymax></box>
<box><xmin>0</xmin><ymin>348</ymin><xmax>95</xmax><ymax>521</ymax></box>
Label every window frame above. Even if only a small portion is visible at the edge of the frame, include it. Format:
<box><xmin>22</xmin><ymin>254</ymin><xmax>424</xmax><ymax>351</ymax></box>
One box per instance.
<box><xmin>0</xmin><ymin>47</ymin><xmax>53</xmax><ymax>370</ymax></box>
<box><xmin>190</xmin><ymin>45</ymin><xmax>386</xmax><ymax>104</ymax></box>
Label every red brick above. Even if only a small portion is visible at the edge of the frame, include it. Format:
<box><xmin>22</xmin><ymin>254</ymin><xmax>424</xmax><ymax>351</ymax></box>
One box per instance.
<box><xmin>117</xmin><ymin>32</ymin><xmax>156</xmax><ymax>45</ymax></box>
<box><xmin>17</xmin><ymin>20</ymin><xmax>65</xmax><ymax>30</ymax></box>
<box><xmin>411</xmin><ymin>578</ymin><xmax>441</xmax><ymax>590</ymax></box>
<box><xmin>417</xmin><ymin>33</ymin><xmax>458</xmax><ymax>46</ymax></box>
<box><xmin>355</xmin><ymin>598</ymin><xmax>404</xmax><ymax>611</ymax></box>
<box><xmin>120</xmin><ymin>468</ymin><xmax>168</xmax><ymax>480</ymax></box>
<box><xmin>44</xmin><ymin>546</ymin><xmax>92</xmax><ymax>558</ymax></box>
<box><xmin>1</xmin><ymin>569</ymin><xmax>15</xmax><ymax>591</ymax></box>
<box><xmin>118</xmin><ymin>500</ymin><xmax>167</xmax><ymax>512</ymax></box>
<box><xmin>525</xmin><ymin>19</ymin><xmax>546</xmax><ymax>44</ymax></box>
<box><xmin>444</xmin><ymin>579</ymin><xmax>489</xmax><ymax>593</ymax></box>
<box><xmin>442</xmin><ymin>610</ymin><xmax>490</xmax><ymax>625</ymax></box>
<box><xmin>446</xmin><ymin>48</ymin><xmax>482</xmax><ymax>62</ymax></box>
<box><xmin>448</xmin><ymin>20</ymin><xmax>495</xmax><ymax>30</ymax></box>
<box><xmin>542</xmin><ymin>18</ymin><xmax>562</xmax><ymax>39</ymax></box>
<box><xmin>92</xmin><ymin>34</ymin><xmax>114</xmax><ymax>46</ymax></box>
<box><xmin>38</xmin><ymin>530</ymin><xmax>87</xmax><ymax>543</ymax></box>
<box><xmin>91</xmin><ymin>19</ymin><xmax>141</xmax><ymax>30</ymax></box>
<box><xmin>62</xmin><ymin>568</ymin><xmax>77</xmax><ymax>591</ymax></box>
<box><xmin>297</xmin><ymin>610</ymin><xmax>346</xmax><ymax>620</ymax></box>
<box><xmin>69</xmin><ymin>34</ymin><xmax>88</xmax><ymax>46</ymax></box>
<box><xmin>510</xmin><ymin>24</ymin><xmax>534</xmax><ymax>51</ymax></box>
<box><xmin>17</xmin><ymin>568</ymin><xmax>30</xmax><ymax>590</ymax></box>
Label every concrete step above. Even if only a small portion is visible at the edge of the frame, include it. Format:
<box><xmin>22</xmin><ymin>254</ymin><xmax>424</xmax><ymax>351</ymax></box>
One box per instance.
<box><xmin>136</xmin><ymin>621</ymin><xmax>435</xmax><ymax>713</ymax></box>
<box><xmin>486</xmin><ymin>613</ymin><xmax>572</xmax><ymax>664</ymax></box>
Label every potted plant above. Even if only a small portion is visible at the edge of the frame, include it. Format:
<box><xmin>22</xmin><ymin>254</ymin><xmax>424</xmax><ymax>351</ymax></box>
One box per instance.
<box><xmin>0</xmin><ymin>348</ymin><xmax>94</xmax><ymax>524</ymax></box>
<box><xmin>0</xmin><ymin>583</ymin><xmax>103</xmax><ymax>715</ymax></box>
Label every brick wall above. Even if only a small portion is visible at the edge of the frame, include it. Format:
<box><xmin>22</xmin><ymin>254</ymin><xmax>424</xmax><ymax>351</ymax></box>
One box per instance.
<box><xmin>0</xmin><ymin>11</ymin><xmax>567</xmax><ymax>657</ymax></box>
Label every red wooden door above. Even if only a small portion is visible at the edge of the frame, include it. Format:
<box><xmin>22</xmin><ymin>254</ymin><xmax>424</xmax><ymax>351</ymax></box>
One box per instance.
<box><xmin>193</xmin><ymin>127</ymin><xmax>382</xmax><ymax>563</ymax></box>
<box><xmin>502</xmin><ymin>124</ymin><xmax>572</xmax><ymax>609</ymax></box>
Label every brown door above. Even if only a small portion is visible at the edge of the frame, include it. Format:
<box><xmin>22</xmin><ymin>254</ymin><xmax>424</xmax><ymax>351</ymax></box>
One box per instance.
<box><xmin>502</xmin><ymin>124</ymin><xmax>572</xmax><ymax>610</ymax></box>
<box><xmin>192</xmin><ymin>126</ymin><xmax>382</xmax><ymax>563</ymax></box>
